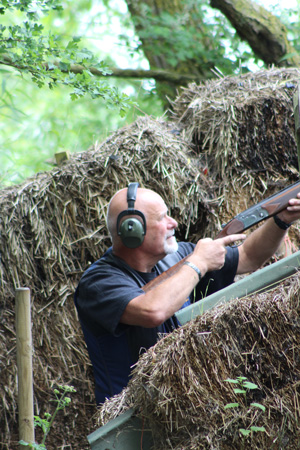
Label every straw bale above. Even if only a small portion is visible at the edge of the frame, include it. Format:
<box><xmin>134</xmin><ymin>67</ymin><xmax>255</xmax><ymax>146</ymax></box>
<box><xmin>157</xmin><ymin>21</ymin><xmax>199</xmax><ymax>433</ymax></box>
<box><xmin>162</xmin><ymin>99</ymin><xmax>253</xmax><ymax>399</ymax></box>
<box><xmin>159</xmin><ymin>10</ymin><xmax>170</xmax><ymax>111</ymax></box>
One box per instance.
<box><xmin>97</xmin><ymin>275</ymin><xmax>300</xmax><ymax>449</ymax></box>
<box><xmin>170</xmin><ymin>67</ymin><xmax>300</xmax><ymax>229</ymax></box>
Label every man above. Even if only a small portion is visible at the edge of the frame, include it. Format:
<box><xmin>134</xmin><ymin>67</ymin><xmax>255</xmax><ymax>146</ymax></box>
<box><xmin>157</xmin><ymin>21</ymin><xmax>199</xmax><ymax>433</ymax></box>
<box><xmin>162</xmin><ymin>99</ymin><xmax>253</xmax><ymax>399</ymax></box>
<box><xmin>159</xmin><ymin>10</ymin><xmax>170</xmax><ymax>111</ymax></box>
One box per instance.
<box><xmin>75</xmin><ymin>183</ymin><xmax>300</xmax><ymax>404</ymax></box>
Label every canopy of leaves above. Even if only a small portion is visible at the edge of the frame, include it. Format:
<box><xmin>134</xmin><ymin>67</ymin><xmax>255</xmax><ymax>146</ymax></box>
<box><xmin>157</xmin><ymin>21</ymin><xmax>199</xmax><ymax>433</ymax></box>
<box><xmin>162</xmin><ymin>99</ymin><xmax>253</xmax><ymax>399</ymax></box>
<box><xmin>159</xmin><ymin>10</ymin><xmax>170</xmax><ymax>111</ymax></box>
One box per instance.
<box><xmin>0</xmin><ymin>0</ymin><xmax>132</xmax><ymax>104</ymax></box>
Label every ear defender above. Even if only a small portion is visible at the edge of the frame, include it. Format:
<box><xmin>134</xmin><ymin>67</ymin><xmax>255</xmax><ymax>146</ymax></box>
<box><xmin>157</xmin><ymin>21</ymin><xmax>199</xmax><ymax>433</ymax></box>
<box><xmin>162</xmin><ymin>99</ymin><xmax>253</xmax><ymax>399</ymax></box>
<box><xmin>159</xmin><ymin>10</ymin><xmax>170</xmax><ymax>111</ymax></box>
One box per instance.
<box><xmin>116</xmin><ymin>182</ymin><xmax>147</xmax><ymax>248</ymax></box>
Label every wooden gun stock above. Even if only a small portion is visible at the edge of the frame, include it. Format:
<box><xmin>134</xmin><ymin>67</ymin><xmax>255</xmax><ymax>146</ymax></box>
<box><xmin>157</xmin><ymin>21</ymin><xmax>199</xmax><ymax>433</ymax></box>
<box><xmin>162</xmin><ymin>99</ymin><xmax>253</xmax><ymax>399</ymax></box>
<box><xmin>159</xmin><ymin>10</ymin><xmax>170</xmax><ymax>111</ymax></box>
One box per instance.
<box><xmin>143</xmin><ymin>255</ymin><xmax>189</xmax><ymax>292</ymax></box>
<box><xmin>143</xmin><ymin>181</ymin><xmax>300</xmax><ymax>292</ymax></box>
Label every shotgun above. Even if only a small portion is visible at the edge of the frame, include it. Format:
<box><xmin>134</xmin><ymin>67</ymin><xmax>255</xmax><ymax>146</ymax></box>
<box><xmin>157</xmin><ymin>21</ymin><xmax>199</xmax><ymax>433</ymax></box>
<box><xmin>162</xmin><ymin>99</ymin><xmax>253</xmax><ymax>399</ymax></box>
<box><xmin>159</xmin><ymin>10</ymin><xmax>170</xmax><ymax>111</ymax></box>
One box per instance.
<box><xmin>143</xmin><ymin>180</ymin><xmax>300</xmax><ymax>292</ymax></box>
<box><xmin>219</xmin><ymin>83</ymin><xmax>300</xmax><ymax>238</ymax></box>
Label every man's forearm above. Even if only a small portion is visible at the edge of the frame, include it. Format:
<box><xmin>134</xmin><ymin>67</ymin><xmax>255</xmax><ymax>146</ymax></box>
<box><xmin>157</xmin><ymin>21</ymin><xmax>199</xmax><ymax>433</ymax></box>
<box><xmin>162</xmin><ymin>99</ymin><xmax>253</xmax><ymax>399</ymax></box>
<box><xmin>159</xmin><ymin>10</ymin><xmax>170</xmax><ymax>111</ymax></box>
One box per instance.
<box><xmin>120</xmin><ymin>263</ymin><xmax>201</xmax><ymax>328</ymax></box>
<box><xmin>237</xmin><ymin>217</ymin><xmax>287</xmax><ymax>274</ymax></box>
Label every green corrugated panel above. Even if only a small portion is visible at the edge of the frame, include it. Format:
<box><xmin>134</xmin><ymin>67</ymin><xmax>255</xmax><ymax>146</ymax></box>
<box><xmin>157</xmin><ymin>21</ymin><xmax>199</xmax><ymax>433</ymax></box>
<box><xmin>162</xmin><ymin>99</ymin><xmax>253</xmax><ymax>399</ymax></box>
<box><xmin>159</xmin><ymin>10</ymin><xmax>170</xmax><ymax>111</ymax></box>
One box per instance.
<box><xmin>88</xmin><ymin>408</ymin><xmax>154</xmax><ymax>450</ymax></box>
<box><xmin>176</xmin><ymin>250</ymin><xmax>300</xmax><ymax>325</ymax></box>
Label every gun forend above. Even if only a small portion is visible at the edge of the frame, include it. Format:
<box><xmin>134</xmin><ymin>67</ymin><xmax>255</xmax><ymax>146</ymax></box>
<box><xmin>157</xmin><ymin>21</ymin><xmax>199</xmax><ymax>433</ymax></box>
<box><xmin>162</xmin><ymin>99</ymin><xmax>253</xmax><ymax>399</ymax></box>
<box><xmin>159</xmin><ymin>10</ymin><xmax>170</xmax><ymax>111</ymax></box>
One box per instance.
<box><xmin>216</xmin><ymin>181</ymin><xmax>300</xmax><ymax>239</ymax></box>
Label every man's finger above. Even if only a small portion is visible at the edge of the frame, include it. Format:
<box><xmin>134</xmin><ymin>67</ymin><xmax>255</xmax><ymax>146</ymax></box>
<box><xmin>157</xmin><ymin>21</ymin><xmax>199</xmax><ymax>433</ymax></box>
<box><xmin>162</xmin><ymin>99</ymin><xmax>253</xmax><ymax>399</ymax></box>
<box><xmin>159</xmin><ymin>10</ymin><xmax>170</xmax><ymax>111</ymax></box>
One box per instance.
<box><xmin>218</xmin><ymin>234</ymin><xmax>246</xmax><ymax>245</ymax></box>
<box><xmin>287</xmin><ymin>198</ymin><xmax>300</xmax><ymax>207</ymax></box>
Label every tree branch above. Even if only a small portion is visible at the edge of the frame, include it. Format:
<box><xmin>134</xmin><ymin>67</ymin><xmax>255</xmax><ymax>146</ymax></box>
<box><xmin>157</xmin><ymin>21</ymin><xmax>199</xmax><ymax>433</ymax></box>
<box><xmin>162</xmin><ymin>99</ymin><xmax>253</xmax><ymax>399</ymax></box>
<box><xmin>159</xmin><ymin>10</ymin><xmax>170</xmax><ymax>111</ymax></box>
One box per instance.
<box><xmin>0</xmin><ymin>54</ymin><xmax>203</xmax><ymax>85</ymax></box>
<box><xmin>210</xmin><ymin>0</ymin><xmax>300</xmax><ymax>67</ymax></box>
<box><xmin>75</xmin><ymin>66</ymin><xmax>203</xmax><ymax>84</ymax></box>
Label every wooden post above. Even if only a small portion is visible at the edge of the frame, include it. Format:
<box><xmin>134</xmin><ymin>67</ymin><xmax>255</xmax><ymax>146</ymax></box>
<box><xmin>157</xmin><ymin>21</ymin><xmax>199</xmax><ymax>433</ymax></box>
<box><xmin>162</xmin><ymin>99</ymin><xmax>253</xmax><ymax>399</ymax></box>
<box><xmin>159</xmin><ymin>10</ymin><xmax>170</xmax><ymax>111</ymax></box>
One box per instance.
<box><xmin>55</xmin><ymin>150</ymin><xmax>70</xmax><ymax>165</ymax></box>
<box><xmin>293</xmin><ymin>85</ymin><xmax>300</xmax><ymax>175</ymax></box>
<box><xmin>16</xmin><ymin>287</ymin><xmax>35</xmax><ymax>448</ymax></box>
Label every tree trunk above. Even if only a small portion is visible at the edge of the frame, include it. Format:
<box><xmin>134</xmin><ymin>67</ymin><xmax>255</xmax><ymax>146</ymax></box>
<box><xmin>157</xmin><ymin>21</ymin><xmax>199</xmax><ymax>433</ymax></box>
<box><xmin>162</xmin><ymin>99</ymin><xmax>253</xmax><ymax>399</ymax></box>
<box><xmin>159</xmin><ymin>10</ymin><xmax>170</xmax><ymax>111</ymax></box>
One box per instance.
<box><xmin>210</xmin><ymin>0</ymin><xmax>300</xmax><ymax>66</ymax></box>
<box><xmin>125</xmin><ymin>0</ymin><xmax>216</xmax><ymax>106</ymax></box>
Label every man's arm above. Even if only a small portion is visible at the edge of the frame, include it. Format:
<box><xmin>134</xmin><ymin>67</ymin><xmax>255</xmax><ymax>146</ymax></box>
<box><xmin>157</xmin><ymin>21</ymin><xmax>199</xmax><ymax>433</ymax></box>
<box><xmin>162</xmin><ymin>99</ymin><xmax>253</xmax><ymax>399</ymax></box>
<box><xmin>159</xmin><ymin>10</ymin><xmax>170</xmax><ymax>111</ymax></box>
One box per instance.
<box><xmin>237</xmin><ymin>193</ymin><xmax>300</xmax><ymax>274</ymax></box>
<box><xmin>121</xmin><ymin>194</ymin><xmax>300</xmax><ymax>327</ymax></box>
<box><xmin>120</xmin><ymin>234</ymin><xmax>245</xmax><ymax>328</ymax></box>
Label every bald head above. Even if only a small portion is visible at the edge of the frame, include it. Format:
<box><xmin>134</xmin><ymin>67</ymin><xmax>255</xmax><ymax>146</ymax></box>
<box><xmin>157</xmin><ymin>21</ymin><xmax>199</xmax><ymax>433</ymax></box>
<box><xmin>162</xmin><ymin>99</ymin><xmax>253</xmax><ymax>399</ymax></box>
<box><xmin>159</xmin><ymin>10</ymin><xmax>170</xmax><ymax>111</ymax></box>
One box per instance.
<box><xmin>106</xmin><ymin>187</ymin><xmax>165</xmax><ymax>243</ymax></box>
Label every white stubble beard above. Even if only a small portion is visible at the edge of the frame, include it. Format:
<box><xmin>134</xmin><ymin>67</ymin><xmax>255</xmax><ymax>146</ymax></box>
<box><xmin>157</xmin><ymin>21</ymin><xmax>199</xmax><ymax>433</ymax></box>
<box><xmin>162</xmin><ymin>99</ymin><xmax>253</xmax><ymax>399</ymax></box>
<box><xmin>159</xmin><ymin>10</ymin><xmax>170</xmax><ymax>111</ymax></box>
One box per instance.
<box><xmin>163</xmin><ymin>235</ymin><xmax>178</xmax><ymax>254</ymax></box>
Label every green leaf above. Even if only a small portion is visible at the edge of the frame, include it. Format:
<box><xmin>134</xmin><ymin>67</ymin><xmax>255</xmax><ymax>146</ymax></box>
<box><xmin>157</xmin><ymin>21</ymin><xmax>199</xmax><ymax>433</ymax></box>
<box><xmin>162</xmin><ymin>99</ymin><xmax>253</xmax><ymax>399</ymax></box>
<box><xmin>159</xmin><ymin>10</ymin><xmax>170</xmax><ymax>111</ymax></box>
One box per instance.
<box><xmin>19</xmin><ymin>441</ymin><xmax>46</xmax><ymax>449</ymax></box>
<box><xmin>224</xmin><ymin>402</ymin><xmax>239</xmax><ymax>409</ymax></box>
<box><xmin>224</xmin><ymin>378</ymin><xmax>239</xmax><ymax>384</ymax></box>
<box><xmin>250</xmin><ymin>426</ymin><xmax>266</xmax><ymax>433</ymax></box>
<box><xmin>239</xmin><ymin>429</ymin><xmax>251</xmax><ymax>436</ymax></box>
<box><xmin>58</xmin><ymin>61</ymin><xmax>70</xmax><ymax>72</ymax></box>
<box><xmin>243</xmin><ymin>381</ymin><xmax>258</xmax><ymax>390</ymax></box>
<box><xmin>251</xmin><ymin>402</ymin><xmax>266</xmax><ymax>412</ymax></box>
<box><xmin>233</xmin><ymin>388</ymin><xmax>246</xmax><ymax>394</ymax></box>
<box><xmin>279</xmin><ymin>52</ymin><xmax>299</xmax><ymax>62</ymax></box>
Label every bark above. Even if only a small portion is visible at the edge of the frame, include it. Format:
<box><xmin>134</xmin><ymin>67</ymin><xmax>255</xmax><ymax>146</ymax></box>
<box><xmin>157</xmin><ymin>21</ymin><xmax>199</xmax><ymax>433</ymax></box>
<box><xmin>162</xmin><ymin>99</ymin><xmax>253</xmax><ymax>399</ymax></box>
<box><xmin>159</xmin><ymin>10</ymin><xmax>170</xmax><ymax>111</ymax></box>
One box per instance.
<box><xmin>210</xmin><ymin>0</ymin><xmax>300</xmax><ymax>66</ymax></box>
<box><xmin>89</xmin><ymin>67</ymin><xmax>203</xmax><ymax>84</ymax></box>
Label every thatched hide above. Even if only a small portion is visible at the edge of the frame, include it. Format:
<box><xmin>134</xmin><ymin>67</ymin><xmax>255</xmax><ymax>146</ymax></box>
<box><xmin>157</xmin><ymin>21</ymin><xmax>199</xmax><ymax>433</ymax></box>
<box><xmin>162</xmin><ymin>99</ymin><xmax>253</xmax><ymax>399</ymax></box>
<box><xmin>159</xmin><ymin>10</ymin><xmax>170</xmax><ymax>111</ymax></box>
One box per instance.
<box><xmin>97</xmin><ymin>275</ymin><xmax>300</xmax><ymax>450</ymax></box>
<box><xmin>171</xmin><ymin>67</ymin><xmax>300</xmax><ymax>230</ymax></box>
<box><xmin>1</xmin><ymin>67</ymin><xmax>300</xmax><ymax>449</ymax></box>
<box><xmin>0</xmin><ymin>117</ymin><xmax>211</xmax><ymax>449</ymax></box>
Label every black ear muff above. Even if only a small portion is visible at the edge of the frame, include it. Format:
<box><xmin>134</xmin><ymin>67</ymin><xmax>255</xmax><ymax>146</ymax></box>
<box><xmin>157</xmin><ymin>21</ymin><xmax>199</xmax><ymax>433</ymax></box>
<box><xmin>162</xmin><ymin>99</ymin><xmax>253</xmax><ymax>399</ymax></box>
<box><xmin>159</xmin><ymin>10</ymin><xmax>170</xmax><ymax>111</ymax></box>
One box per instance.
<box><xmin>116</xmin><ymin>182</ymin><xmax>147</xmax><ymax>248</ymax></box>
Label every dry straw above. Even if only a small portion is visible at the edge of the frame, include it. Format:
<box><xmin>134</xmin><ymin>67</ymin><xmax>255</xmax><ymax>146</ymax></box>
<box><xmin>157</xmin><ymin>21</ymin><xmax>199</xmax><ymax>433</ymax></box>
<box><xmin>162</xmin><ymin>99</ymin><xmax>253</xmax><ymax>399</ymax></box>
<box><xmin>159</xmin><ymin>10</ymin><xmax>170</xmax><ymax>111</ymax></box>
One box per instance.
<box><xmin>1</xmin><ymin>67</ymin><xmax>300</xmax><ymax>449</ymax></box>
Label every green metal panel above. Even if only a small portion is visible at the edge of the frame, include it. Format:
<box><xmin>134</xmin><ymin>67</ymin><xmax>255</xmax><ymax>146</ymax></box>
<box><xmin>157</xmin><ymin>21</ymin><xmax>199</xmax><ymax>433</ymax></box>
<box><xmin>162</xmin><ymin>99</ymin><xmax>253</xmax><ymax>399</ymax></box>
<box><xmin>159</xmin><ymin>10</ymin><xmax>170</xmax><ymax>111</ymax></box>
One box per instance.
<box><xmin>88</xmin><ymin>408</ymin><xmax>154</xmax><ymax>450</ymax></box>
<box><xmin>176</xmin><ymin>250</ymin><xmax>300</xmax><ymax>325</ymax></box>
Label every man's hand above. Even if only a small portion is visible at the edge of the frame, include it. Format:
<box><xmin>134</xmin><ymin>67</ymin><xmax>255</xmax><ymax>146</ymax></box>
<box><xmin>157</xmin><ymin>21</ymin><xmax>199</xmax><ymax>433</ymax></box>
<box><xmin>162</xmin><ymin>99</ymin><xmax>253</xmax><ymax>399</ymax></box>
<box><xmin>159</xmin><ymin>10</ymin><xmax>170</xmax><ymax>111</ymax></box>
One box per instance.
<box><xmin>190</xmin><ymin>234</ymin><xmax>246</xmax><ymax>276</ymax></box>
<box><xmin>277</xmin><ymin>192</ymin><xmax>300</xmax><ymax>224</ymax></box>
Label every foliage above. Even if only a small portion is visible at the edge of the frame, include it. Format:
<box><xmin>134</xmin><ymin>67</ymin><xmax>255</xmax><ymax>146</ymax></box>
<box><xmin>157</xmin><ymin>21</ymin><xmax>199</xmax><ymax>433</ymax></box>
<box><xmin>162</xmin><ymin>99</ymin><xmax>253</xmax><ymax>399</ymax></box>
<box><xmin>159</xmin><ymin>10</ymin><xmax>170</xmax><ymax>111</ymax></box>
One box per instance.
<box><xmin>277</xmin><ymin>0</ymin><xmax>300</xmax><ymax>61</ymax></box>
<box><xmin>126</xmin><ymin>0</ymin><xmax>300</xmax><ymax>74</ymax></box>
<box><xmin>0</xmin><ymin>0</ymin><xmax>163</xmax><ymax>187</ymax></box>
<box><xmin>0</xmin><ymin>67</ymin><xmax>162</xmax><ymax>187</ymax></box>
<box><xmin>19</xmin><ymin>384</ymin><xmax>76</xmax><ymax>450</ymax></box>
<box><xmin>0</xmin><ymin>0</ymin><xmax>130</xmax><ymax>110</ymax></box>
<box><xmin>224</xmin><ymin>377</ymin><xmax>266</xmax><ymax>441</ymax></box>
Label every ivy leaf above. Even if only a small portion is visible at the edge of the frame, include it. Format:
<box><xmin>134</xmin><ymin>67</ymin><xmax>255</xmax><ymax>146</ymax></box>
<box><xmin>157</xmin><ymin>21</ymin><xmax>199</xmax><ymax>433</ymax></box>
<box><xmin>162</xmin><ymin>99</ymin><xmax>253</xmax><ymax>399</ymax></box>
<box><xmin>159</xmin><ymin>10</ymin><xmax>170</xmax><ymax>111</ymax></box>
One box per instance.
<box><xmin>233</xmin><ymin>388</ymin><xmax>246</xmax><ymax>394</ymax></box>
<box><xmin>243</xmin><ymin>381</ymin><xmax>258</xmax><ymax>390</ymax></box>
<box><xmin>239</xmin><ymin>429</ymin><xmax>251</xmax><ymax>437</ymax></box>
<box><xmin>224</xmin><ymin>378</ymin><xmax>239</xmax><ymax>384</ymax></box>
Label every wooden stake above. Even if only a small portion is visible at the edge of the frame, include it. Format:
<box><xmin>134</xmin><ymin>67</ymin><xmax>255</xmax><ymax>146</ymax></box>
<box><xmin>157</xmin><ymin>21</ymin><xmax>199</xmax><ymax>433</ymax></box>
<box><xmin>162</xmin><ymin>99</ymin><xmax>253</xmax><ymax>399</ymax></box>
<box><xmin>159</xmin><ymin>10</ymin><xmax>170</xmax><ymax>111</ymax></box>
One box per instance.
<box><xmin>55</xmin><ymin>150</ymin><xmax>70</xmax><ymax>165</ymax></box>
<box><xmin>293</xmin><ymin>85</ymin><xmax>300</xmax><ymax>175</ymax></box>
<box><xmin>16</xmin><ymin>287</ymin><xmax>35</xmax><ymax>448</ymax></box>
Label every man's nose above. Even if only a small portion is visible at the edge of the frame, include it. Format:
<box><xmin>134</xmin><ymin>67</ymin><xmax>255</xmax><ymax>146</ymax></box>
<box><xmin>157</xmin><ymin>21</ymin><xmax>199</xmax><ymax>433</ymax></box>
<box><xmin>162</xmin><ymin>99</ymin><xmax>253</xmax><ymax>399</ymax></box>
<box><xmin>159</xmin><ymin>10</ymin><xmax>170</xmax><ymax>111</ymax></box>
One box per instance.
<box><xmin>168</xmin><ymin>216</ymin><xmax>178</xmax><ymax>228</ymax></box>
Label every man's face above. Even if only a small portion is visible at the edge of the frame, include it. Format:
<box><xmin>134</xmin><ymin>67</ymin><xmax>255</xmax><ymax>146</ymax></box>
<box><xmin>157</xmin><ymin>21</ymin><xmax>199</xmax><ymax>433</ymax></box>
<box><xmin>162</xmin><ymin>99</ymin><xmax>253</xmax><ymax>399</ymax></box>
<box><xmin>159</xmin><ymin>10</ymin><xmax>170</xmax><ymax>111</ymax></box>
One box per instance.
<box><xmin>141</xmin><ymin>193</ymin><xmax>178</xmax><ymax>258</ymax></box>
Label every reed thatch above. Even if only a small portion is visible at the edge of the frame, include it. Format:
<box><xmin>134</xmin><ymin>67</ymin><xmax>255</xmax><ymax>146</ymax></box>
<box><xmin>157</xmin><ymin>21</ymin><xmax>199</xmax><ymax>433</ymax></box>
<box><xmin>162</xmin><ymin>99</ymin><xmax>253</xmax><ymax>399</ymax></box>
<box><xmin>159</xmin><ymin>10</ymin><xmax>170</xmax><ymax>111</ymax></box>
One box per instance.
<box><xmin>1</xmin><ymin>66</ymin><xmax>300</xmax><ymax>449</ymax></box>
<box><xmin>0</xmin><ymin>117</ymin><xmax>212</xmax><ymax>449</ymax></box>
<box><xmin>97</xmin><ymin>275</ymin><xmax>300</xmax><ymax>450</ymax></box>
<box><xmin>171</xmin><ymin>67</ymin><xmax>300</xmax><ymax>232</ymax></box>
